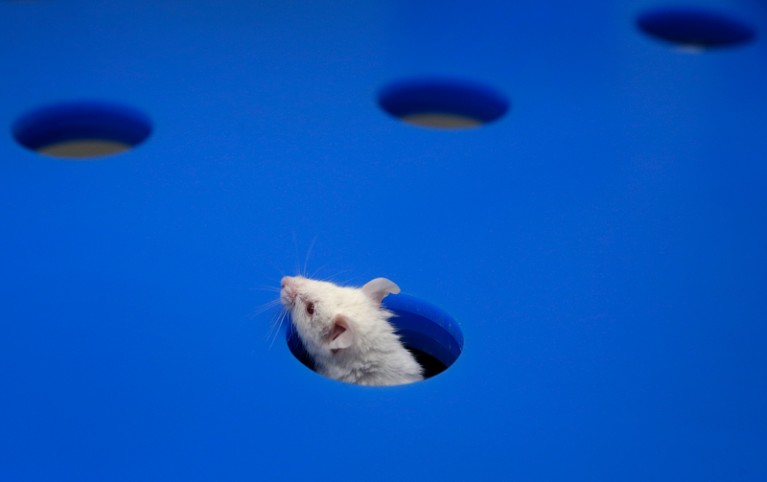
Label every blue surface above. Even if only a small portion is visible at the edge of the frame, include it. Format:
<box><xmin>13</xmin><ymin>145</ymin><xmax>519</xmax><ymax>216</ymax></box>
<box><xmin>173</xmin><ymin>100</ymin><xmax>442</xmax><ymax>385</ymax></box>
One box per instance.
<box><xmin>1</xmin><ymin>1</ymin><xmax>766</xmax><ymax>480</ymax></box>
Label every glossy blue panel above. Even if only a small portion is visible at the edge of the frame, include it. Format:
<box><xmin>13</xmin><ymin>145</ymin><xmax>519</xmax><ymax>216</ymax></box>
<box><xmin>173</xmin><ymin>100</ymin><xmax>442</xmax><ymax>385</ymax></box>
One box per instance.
<box><xmin>1</xmin><ymin>1</ymin><xmax>765</xmax><ymax>480</ymax></box>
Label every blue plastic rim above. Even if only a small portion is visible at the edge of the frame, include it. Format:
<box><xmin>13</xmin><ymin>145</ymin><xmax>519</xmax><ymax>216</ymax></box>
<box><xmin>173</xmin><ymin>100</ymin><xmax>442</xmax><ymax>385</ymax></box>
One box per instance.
<box><xmin>286</xmin><ymin>293</ymin><xmax>463</xmax><ymax>382</ymax></box>
<box><xmin>12</xmin><ymin>100</ymin><xmax>152</xmax><ymax>156</ymax></box>
<box><xmin>378</xmin><ymin>77</ymin><xmax>509</xmax><ymax>127</ymax></box>
<box><xmin>637</xmin><ymin>7</ymin><xmax>757</xmax><ymax>49</ymax></box>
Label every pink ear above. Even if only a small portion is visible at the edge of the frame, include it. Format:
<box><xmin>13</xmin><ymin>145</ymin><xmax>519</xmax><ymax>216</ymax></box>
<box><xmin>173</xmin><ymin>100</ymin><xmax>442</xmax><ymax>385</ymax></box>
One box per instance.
<box><xmin>361</xmin><ymin>277</ymin><xmax>400</xmax><ymax>304</ymax></box>
<box><xmin>328</xmin><ymin>315</ymin><xmax>354</xmax><ymax>351</ymax></box>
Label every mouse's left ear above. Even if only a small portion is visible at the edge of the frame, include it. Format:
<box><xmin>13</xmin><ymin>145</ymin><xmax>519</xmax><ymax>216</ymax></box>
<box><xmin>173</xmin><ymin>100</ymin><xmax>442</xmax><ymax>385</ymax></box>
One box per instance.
<box><xmin>361</xmin><ymin>277</ymin><xmax>400</xmax><ymax>304</ymax></box>
<box><xmin>328</xmin><ymin>315</ymin><xmax>354</xmax><ymax>351</ymax></box>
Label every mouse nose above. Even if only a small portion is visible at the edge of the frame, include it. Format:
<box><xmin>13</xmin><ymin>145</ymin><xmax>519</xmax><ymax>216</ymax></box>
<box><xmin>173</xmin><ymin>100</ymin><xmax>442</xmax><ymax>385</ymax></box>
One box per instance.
<box><xmin>280</xmin><ymin>277</ymin><xmax>297</xmax><ymax>304</ymax></box>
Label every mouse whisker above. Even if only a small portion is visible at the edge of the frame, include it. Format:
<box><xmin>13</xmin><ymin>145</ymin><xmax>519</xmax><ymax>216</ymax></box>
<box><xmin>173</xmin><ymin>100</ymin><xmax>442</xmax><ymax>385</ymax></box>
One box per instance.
<box><xmin>302</xmin><ymin>236</ymin><xmax>318</xmax><ymax>277</ymax></box>
<box><xmin>252</xmin><ymin>284</ymin><xmax>282</xmax><ymax>294</ymax></box>
<box><xmin>268</xmin><ymin>309</ymin><xmax>289</xmax><ymax>350</ymax></box>
<box><xmin>291</xmin><ymin>230</ymin><xmax>304</xmax><ymax>277</ymax></box>
<box><xmin>249</xmin><ymin>298</ymin><xmax>282</xmax><ymax>319</ymax></box>
<box><xmin>265</xmin><ymin>308</ymin><xmax>282</xmax><ymax>339</ymax></box>
<box><xmin>314</xmin><ymin>268</ymin><xmax>351</xmax><ymax>285</ymax></box>
<box><xmin>264</xmin><ymin>259</ymin><xmax>286</xmax><ymax>279</ymax></box>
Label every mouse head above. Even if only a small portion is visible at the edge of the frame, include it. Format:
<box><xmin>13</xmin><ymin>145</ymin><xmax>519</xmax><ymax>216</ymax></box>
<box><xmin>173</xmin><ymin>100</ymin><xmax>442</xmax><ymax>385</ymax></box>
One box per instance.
<box><xmin>280</xmin><ymin>276</ymin><xmax>400</xmax><ymax>358</ymax></box>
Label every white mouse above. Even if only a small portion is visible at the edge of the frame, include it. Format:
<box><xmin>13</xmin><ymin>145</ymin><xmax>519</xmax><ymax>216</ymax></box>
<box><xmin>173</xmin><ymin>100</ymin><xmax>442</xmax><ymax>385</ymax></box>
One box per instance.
<box><xmin>280</xmin><ymin>275</ymin><xmax>424</xmax><ymax>386</ymax></box>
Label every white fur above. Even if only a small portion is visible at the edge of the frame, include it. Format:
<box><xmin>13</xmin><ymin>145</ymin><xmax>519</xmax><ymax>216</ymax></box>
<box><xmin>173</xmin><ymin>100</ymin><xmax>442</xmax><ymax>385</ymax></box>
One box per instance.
<box><xmin>280</xmin><ymin>276</ymin><xmax>424</xmax><ymax>386</ymax></box>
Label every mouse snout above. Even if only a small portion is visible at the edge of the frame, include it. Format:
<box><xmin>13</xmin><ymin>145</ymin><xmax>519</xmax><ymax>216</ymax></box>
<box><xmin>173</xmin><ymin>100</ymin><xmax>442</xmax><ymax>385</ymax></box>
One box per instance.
<box><xmin>280</xmin><ymin>276</ymin><xmax>298</xmax><ymax>304</ymax></box>
<box><xmin>281</xmin><ymin>276</ymin><xmax>299</xmax><ymax>289</ymax></box>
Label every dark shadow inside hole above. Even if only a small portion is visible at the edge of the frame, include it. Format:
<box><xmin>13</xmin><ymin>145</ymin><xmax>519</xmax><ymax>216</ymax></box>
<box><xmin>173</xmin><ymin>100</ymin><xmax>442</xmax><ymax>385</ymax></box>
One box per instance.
<box><xmin>406</xmin><ymin>346</ymin><xmax>448</xmax><ymax>378</ymax></box>
<box><xmin>378</xmin><ymin>78</ymin><xmax>509</xmax><ymax>128</ymax></box>
<box><xmin>13</xmin><ymin>101</ymin><xmax>152</xmax><ymax>159</ymax></box>
<box><xmin>287</xmin><ymin>329</ymin><xmax>316</xmax><ymax>372</ymax></box>
<box><xmin>637</xmin><ymin>7</ymin><xmax>757</xmax><ymax>49</ymax></box>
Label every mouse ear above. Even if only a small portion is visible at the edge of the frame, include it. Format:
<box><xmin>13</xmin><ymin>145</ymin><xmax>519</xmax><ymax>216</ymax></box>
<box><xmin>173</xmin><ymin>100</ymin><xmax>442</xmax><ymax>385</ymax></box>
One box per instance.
<box><xmin>361</xmin><ymin>278</ymin><xmax>400</xmax><ymax>304</ymax></box>
<box><xmin>328</xmin><ymin>315</ymin><xmax>354</xmax><ymax>351</ymax></box>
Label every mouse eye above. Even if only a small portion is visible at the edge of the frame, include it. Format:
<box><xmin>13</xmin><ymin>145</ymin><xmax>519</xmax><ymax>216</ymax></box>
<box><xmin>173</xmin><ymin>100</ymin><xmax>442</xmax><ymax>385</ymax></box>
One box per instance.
<box><xmin>306</xmin><ymin>302</ymin><xmax>315</xmax><ymax>315</ymax></box>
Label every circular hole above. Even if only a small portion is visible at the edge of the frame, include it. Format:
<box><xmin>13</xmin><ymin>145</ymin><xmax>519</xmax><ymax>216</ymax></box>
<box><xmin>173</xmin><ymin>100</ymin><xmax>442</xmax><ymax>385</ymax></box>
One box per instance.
<box><xmin>13</xmin><ymin>101</ymin><xmax>152</xmax><ymax>159</ymax></box>
<box><xmin>637</xmin><ymin>7</ymin><xmax>757</xmax><ymax>50</ymax></box>
<box><xmin>287</xmin><ymin>293</ymin><xmax>463</xmax><ymax>384</ymax></box>
<box><xmin>378</xmin><ymin>78</ymin><xmax>509</xmax><ymax>129</ymax></box>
